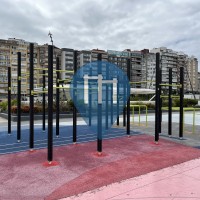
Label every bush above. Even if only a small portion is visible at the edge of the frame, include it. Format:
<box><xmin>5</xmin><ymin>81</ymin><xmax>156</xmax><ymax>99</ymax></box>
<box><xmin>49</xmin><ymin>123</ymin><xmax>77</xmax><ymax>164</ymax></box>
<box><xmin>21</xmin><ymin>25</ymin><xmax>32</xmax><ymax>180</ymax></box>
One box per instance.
<box><xmin>11</xmin><ymin>99</ymin><xmax>17</xmax><ymax>106</ymax></box>
<box><xmin>11</xmin><ymin>106</ymin><xmax>17</xmax><ymax>113</ymax></box>
<box><xmin>0</xmin><ymin>101</ymin><xmax>8</xmax><ymax>112</ymax></box>
<box><xmin>21</xmin><ymin>105</ymin><xmax>30</xmax><ymax>113</ymax></box>
<box><xmin>162</xmin><ymin>98</ymin><xmax>198</xmax><ymax>108</ymax></box>
<box><xmin>34</xmin><ymin>106</ymin><xmax>42</xmax><ymax>113</ymax></box>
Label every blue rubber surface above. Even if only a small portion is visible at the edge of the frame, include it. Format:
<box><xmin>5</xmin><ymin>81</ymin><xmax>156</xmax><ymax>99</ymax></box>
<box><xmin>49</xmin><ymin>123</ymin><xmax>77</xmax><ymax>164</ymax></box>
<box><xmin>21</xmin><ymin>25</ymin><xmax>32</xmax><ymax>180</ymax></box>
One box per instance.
<box><xmin>0</xmin><ymin>125</ymin><xmax>142</xmax><ymax>155</ymax></box>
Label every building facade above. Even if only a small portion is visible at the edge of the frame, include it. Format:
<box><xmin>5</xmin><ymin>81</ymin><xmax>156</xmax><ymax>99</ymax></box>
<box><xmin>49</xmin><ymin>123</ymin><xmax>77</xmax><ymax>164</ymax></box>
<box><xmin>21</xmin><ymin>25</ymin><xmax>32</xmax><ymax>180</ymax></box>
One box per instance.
<box><xmin>0</xmin><ymin>38</ymin><xmax>199</xmax><ymax>98</ymax></box>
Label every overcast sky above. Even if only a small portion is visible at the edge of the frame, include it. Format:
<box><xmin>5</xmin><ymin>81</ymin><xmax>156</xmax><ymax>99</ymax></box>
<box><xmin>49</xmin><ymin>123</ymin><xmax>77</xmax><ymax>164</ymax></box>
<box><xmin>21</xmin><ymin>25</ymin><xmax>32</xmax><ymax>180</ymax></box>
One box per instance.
<box><xmin>0</xmin><ymin>0</ymin><xmax>200</xmax><ymax>68</ymax></box>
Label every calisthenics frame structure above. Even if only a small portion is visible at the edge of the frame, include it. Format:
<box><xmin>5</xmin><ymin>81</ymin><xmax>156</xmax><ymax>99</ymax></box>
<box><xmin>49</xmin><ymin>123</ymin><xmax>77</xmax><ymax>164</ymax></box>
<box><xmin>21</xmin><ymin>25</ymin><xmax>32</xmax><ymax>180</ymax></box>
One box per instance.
<box><xmin>8</xmin><ymin>44</ymin><xmax>132</xmax><ymax>163</ymax></box>
<box><xmin>154</xmin><ymin>53</ymin><xmax>184</xmax><ymax>142</ymax></box>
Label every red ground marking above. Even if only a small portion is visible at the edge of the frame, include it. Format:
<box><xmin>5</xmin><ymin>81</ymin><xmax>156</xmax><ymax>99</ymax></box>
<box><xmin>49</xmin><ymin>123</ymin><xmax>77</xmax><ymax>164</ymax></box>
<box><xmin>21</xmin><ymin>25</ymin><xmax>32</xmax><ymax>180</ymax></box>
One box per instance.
<box><xmin>42</xmin><ymin>161</ymin><xmax>60</xmax><ymax>167</ymax></box>
<box><xmin>149</xmin><ymin>141</ymin><xmax>161</xmax><ymax>145</ymax></box>
<box><xmin>28</xmin><ymin>149</ymin><xmax>37</xmax><ymax>153</ymax></box>
<box><xmin>0</xmin><ymin>134</ymin><xmax>200</xmax><ymax>200</ymax></box>
<box><xmin>92</xmin><ymin>152</ymin><xmax>108</xmax><ymax>157</ymax></box>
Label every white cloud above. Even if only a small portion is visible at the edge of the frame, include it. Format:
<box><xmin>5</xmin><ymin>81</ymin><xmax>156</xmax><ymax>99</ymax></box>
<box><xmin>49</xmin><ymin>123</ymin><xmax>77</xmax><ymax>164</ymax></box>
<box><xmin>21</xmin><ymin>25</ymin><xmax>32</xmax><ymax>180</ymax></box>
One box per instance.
<box><xmin>0</xmin><ymin>0</ymin><xmax>200</xmax><ymax>69</ymax></box>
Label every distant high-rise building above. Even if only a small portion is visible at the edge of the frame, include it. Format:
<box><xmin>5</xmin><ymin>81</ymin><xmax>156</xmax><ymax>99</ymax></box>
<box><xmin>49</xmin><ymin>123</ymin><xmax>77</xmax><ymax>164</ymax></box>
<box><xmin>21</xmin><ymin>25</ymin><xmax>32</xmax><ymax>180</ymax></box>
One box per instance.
<box><xmin>150</xmin><ymin>47</ymin><xmax>199</xmax><ymax>92</ymax></box>
<box><xmin>0</xmin><ymin>38</ymin><xmax>38</xmax><ymax>96</ymax></box>
<box><xmin>107</xmin><ymin>49</ymin><xmax>143</xmax><ymax>86</ymax></box>
<box><xmin>150</xmin><ymin>47</ymin><xmax>179</xmax><ymax>91</ymax></box>
<box><xmin>0</xmin><ymin>38</ymin><xmax>199</xmax><ymax>97</ymax></box>
<box><xmin>186</xmin><ymin>56</ymin><xmax>198</xmax><ymax>92</ymax></box>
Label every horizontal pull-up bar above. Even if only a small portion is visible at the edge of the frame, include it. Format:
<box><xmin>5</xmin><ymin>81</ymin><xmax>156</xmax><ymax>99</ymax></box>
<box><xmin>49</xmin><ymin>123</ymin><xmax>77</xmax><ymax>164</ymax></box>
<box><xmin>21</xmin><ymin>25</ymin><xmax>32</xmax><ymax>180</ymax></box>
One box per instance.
<box><xmin>34</xmin><ymin>68</ymin><xmax>48</xmax><ymax>71</ymax></box>
<box><xmin>130</xmin><ymin>81</ymin><xmax>155</xmax><ymax>84</ymax></box>
<box><xmin>160</xmin><ymin>83</ymin><xmax>182</xmax><ymax>87</ymax></box>
<box><xmin>160</xmin><ymin>95</ymin><xmax>180</xmax><ymax>98</ymax></box>
<box><xmin>36</xmin><ymin>74</ymin><xmax>48</xmax><ymax>76</ymax></box>
<box><xmin>53</xmin><ymin>86</ymin><xmax>98</xmax><ymax>90</ymax></box>
<box><xmin>54</xmin><ymin>70</ymin><xmax>74</xmax><ymax>73</ymax></box>
<box><xmin>54</xmin><ymin>87</ymin><xmax>69</xmax><ymax>89</ymax></box>
<box><xmin>31</xmin><ymin>90</ymin><xmax>48</xmax><ymax>95</ymax></box>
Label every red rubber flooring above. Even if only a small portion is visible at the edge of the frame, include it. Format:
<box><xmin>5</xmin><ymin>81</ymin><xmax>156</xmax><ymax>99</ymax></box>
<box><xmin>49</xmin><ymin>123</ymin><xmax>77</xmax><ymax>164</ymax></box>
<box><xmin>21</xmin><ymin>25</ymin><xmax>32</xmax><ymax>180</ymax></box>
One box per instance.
<box><xmin>0</xmin><ymin>134</ymin><xmax>200</xmax><ymax>200</ymax></box>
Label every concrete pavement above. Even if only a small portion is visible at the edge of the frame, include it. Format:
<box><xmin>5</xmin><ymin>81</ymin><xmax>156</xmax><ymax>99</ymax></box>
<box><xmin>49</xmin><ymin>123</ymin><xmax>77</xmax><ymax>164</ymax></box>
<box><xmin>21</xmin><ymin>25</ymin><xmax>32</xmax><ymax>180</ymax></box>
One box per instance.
<box><xmin>62</xmin><ymin>158</ymin><xmax>200</xmax><ymax>200</ymax></box>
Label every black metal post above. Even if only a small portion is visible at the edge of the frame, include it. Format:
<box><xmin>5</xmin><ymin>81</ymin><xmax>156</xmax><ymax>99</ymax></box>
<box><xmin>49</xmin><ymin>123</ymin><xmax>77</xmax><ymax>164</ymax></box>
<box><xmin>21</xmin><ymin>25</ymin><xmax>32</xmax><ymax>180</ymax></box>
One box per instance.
<box><xmin>48</xmin><ymin>45</ymin><xmax>53</xmax><ymax>162</ymax></box>
<box><xmin>179</xmin><ymin>67</ymin><xmax>184</xmax><ymax>139</ymax></box>
<box><xmin>17</xmin><ymin>52</ymin><xmax>21</xmax><ymax>142</ymax></box>
<box><xmin>89</xmin><ymin>67</ymin><xmax>92</xmax><ymax>126</ymax></box>
<box><xmin>123</xmin><ymin>80</ymin><xmax>126</xmax><ymax>127</ymax></box>
<box><xmin>105</xmin><ymin>64</ymin><xmax>109</xmax><ymax>130</ymax></box>
<box><xmin>97</xmin><ymin>53</ymin><xmax>102</xmax><ymax>153</ymax></box>
<box><xmin>158</xmin><ymin>68</ymin><xmax>162</xmax><ymax>134</ymax></box>
<box><xmin>127</xmin><ymin>59</ymin><xmax>131</xmax><ymax>136</ymax></box>
<box><xmin>73</xmin><ymin>50</ymin><xmax>77</xmax><ymax>143</ymax></box>
<box><xmin>29</xmin><ymin>43</ymin><xmax>34</xmax><ymax>149</ymax></box>
<box><xmin>116</xmin><ymin>75</ymin><xmax>119</xmax><ymax>126</ymax></box>
<box><xmin>155</xmin><ymin>53</ymin><xmax>160</xmax><ymax>142</ymax></box>
<box><xmin>42</xmin><ymin>69</ymin><xmax>46</xmax><ymax>131</ymax></box>
<box><xmin>56</xmin><ymin>57</ymin><xmax>60</xmax><ymax>137</ymax></box>
<box><xmin>168</xmin><ymin>68</ymin><xmax>172</xmax><ymax>137</ymax></box>
<box><xmin>8</xmin><ymin>66</ymin><xmax>11</xmax><ymax>134</ymax></box>
<box><xmin>110</xmin><ymin>84</ymin><xmax>113</xmax><ymax>125</ymax></box>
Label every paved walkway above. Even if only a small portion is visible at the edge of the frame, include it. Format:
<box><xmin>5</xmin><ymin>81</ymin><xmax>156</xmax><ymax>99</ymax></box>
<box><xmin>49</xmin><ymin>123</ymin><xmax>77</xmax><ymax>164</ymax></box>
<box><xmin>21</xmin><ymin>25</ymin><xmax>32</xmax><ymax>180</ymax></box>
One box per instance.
<box><xmin>62</xmin><ymin>158</ymin><xmax>200</xmax><ymax>200</ymax></box>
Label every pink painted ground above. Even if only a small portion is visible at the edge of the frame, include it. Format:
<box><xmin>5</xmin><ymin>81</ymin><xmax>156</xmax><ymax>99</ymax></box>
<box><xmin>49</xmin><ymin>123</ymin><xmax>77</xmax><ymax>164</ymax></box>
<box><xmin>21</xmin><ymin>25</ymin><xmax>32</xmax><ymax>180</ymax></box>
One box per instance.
<box><xmin>62</xmin><ymin>158</ymin><xmax>200</xmax><ymax>200</ymax></box>
<box><xmin>0</xmin><ymin>134</ymin><xmax>200</xmax><ymax>200</ymax></box>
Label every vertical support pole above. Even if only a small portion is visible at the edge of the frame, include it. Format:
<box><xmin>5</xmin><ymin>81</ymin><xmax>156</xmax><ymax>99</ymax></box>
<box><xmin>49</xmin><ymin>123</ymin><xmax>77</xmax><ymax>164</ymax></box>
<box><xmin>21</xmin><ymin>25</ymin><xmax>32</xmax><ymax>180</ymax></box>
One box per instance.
<box><xmin>56</xmin><ymin>57</ymin><xmax>60</xmax><ymax>137</ymax></box>
<box><xmin>158</xmin><ymin>68</ymin><xmax>162</xmax><ymax>134</ymax></box>
<box><xmin>155</xmin><ymin>53</ymin><xmax>160</xmax><ymax>143</ymax></box>
<box><xmin>42</xmin><ymin>69</ymin><xmax>46</xmax><ymax>131</ymax></box>
<box><xmin>146</xmin><ymin>105</ymin><xmax>148</xmax><ymax>127</ymax></box>
<box><xmin>179</xmin><ymin>67</ymin><xmax>184</xmax><ymax>139</ymax></box>
<box><xmin>73</xmin><ymin>50</ymin><xmax>77</xmax><ymax>144</ymax></box>
<box><xmin>110</xmin><ymin>84</ymin><xmax>113</xmax><ymax>125</ymax></box>
<box><xmin>48</xmin><ymin>45</ymin><xmax>53</xmax><ymax>162</ymax></box>
<box><xmin>29</xmin><ymin>43</ymin><xmax>34</xmax><ymax>150</ymax></box>
<box><xmin>97</xmin><ymin>53</ymin><xmax>102</xmax><ymax>153</ymax></box>
<box><xmin>123</xmin><ymin>80</ymin><xmax>126</xmax><ymax>127</ymax></box>
<box><xmin>168</xmin><ymin>68</ymin><xmax>172</xmax><ymax>137</ymax></box>
<box><xmin>193</xmin><ymin>109</ymin><xmax>195</xmax><ymax>133</ymax></box>
<box><xmin>116</xmin><ymin>75</ymin><xmax>119</xmax><ymax>126</ymax></box>
<box><xmin>17</xmin><ymin>52</ymin><xmax>21</xmax><ymax>142</ymax></box>
<box><xmin>105</xmin><ymin>64</ymin><xmax>108</xmax><ymax>130</ymax></box>
<box><xmin>127</xmin><ymin>58</ymin><xmax>131</xmax><ymax>136</ymax></box>
<box><xmin>139</xmin><ymin>105</ymin><xmax>141</xmax><ymax>126</ymax></box>
<box><xmin>8</xmin><ymin>66</ymin><xmax>11</xmax><ymax>134</ymax></box>
<box><xmin>89</xmin><ymin>67</ymin><xmax>92</xmax><ymax>126</ymax></box>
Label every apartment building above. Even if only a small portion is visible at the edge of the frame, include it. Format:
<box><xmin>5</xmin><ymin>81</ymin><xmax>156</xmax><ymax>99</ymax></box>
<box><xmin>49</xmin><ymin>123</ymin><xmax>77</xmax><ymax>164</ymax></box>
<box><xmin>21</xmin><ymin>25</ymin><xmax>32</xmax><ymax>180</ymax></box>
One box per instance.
<box><xmin>141</xmin><ymin>49</ymin><xmax>156</xmax><ymax>89</ymax></box>
<box><xmin>186</xmin><ymin>56</ymin><xmax>198</xmax><ymax>92</ymax></box>
<box><xmin>0</xmin><ymin>38</ymin><xmax>62</xmax><ymax>98</ymax></box>
<box><xmin>130</xmin><ymin>50</ymin><xmax>143</xmax><ymax>87</ymax></box>
<box><xmin>0</xmin><ymin>39</ymin><xmax>10</xmax><ymax>95</ymax></box>
<box><xmin>34</xmin><ymin>44</ymin><xmax>61</xmax><ymax>98</ymax></box>
<box><xmin>78</xmin><ymin>50</ymin><xmax>91</xmax><ymax>67</ymax></box>
<box><xmin>198</xmin><ymin>72</ymin><xmax>200</xmax><ymax>93</ymax></box>
<box><xmin>0</xmin><ymin>38</ymin><xmax>35</xmax><ymax>97</ymax></box>
<box><xmin>150</xmin><ymin>47</ymin><xmax>199</xmax><ymax>92</ymax></box>
<box><xmin>107</xmin><ymin>49</ymin><xmax>143</xmax><ymax>87</ymax></box>
<box><xmin>150</xmin><ymin>47</ymin><xmax>179</xmax><ymax>90</ymax></box>
<box><xmin>0</xmin><ymin>38</ymin><xmax>199</xmax><ymax>95</ymax></box>
<box><xmin>61</xmin><ymin>48</ymin><xmax>74</xmax><ymax>80</ymax></box>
